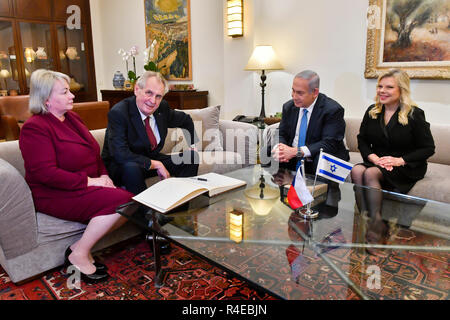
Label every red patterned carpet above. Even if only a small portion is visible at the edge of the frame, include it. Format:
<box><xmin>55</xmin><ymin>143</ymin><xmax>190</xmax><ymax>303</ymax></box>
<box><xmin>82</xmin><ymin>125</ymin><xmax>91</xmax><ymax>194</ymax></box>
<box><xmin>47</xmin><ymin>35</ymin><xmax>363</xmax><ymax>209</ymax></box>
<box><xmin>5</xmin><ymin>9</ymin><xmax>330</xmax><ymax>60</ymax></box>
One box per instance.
<box><xmin>0</xmin><ymin>236</ymin><xmax>276</xmax><ymax>300</ymax></box>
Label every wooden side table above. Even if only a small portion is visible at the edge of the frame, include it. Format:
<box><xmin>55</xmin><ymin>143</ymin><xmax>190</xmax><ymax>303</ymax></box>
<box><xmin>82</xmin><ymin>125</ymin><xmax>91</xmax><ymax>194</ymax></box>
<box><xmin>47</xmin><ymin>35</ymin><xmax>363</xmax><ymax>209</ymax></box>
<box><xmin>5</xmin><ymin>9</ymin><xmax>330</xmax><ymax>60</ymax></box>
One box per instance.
<box><xmin>100</xmin><ymin>90</ymin><xmax>208</xmax><ymax>110</ymax></box>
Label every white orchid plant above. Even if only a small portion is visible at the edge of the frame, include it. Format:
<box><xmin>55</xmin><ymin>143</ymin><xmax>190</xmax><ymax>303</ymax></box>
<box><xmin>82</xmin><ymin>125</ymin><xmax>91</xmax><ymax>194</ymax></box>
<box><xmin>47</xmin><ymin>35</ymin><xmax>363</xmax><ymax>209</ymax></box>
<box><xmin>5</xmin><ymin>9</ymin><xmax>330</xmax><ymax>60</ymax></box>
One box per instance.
<box><xmin>143</xmin><ymin>39</ymin><xmax>159</xmax><ymax>72</ymax></box>
<box><xmin>118</xmin><ymin>45</ymin><xmax>140</xmax><ymax>83</ymax></box>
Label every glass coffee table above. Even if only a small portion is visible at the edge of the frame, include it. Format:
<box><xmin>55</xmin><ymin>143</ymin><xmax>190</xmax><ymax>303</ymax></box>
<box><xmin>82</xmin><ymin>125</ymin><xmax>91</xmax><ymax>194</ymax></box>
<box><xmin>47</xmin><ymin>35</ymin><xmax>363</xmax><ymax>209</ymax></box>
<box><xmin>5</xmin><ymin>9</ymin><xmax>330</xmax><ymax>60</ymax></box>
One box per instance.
<box><xmin>117</xmin><ymin>165</ymin><xmax>450</xmax><ymax>300</ymax></box>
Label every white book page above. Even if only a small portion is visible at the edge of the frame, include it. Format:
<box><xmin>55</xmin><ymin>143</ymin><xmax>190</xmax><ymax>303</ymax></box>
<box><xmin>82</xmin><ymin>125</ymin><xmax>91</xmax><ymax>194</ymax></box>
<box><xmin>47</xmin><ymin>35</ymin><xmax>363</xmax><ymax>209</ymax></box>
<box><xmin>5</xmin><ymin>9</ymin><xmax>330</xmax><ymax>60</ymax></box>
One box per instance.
<box><xmin>185</xmin><ymin>173</ymin><xmax>246</xmax><ymax>195</ymax></box>
<box><xmin>132</xmin><ymin>178</ymin><xmax>204</xmax><ymax>212</ymax></box>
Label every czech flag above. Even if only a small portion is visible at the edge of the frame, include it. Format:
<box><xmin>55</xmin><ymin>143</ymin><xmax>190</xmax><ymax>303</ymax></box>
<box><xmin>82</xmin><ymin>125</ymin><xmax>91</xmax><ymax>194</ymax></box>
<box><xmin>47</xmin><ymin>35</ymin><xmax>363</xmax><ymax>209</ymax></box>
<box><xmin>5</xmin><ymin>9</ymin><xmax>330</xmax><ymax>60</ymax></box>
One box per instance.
<box><xmin>287</xmin><ymin>166</ymin><xmax>314</xmax><ymax>210</ymax></box>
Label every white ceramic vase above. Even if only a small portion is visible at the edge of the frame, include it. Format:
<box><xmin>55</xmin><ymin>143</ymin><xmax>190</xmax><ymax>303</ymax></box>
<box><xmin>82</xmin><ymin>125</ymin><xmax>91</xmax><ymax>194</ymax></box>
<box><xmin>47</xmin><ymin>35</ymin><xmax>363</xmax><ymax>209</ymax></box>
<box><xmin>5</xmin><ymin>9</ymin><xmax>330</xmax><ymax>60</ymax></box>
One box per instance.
<box><xmin>36</xmin><ymin>47</ymin><xmax>47</xmax><ymax>60</ymax></box>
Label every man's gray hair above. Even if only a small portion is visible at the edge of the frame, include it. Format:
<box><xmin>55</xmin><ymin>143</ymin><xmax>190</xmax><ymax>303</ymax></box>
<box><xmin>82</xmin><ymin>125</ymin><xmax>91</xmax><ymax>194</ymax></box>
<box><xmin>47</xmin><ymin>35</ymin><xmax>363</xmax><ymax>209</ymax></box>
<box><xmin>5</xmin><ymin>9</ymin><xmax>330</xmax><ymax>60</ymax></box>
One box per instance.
<box><xmin>29</xmin><ymin>69</ymin><xmax>70</xmax><ymax>115</ymax></box>
<box><xmin>136</xmin><ymin>71</ymin><xmax>169</xmax><ymax>94</ymax></box>
<box><xmin>295</xmin><ymin>70</ymin><xmax>320</xmax><ymax>93</ymax></box>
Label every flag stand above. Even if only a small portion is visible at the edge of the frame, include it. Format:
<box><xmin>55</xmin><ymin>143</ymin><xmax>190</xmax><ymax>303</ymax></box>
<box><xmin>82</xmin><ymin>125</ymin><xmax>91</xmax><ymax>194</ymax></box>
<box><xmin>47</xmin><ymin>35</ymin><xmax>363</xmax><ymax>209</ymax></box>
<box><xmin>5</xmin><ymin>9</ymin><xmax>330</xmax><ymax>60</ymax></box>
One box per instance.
<box><xmin>298</xmin><ymin>153</ymin><xmax>321</xmax><ymax>220</ymax></box>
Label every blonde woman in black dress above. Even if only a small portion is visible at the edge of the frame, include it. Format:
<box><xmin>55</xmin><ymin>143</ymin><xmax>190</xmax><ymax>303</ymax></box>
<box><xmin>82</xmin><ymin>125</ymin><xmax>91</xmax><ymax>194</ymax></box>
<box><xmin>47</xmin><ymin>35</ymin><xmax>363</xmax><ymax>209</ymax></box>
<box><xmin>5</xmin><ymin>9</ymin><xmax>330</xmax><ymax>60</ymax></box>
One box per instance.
<box><xmin>351</xmin><ymin>69</ymin><xmax>435</xmax><ymax>242</ymax></box>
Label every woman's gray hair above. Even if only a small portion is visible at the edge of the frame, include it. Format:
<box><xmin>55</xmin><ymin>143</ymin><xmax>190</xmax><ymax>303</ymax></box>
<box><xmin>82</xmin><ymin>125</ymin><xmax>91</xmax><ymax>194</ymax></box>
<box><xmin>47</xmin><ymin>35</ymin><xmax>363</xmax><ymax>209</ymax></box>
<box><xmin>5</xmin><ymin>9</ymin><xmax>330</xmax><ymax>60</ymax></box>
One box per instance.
<box><xmin>295</xmin><ymin>70</ymin><xmax>320</xmax><ymax>93</ymax></box>
<box><xmin>29</xmin><ymin>69</ymin><xmax>70</xmax><ymax>115</ymax></box>
<box><xmin>135</xmin><ymin>71</ymin><xmax>169</xmax><ymax>94</ymax></box>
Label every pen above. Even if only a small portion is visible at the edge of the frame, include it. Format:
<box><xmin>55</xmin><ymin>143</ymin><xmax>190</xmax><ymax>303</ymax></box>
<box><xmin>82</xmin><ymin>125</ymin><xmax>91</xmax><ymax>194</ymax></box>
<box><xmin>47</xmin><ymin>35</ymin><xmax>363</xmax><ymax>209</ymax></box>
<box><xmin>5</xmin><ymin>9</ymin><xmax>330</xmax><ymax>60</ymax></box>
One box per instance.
<box><xmin>191</xmin><ymin>177</ymin><xmax>208</xmax><ymax>181</ymax></box>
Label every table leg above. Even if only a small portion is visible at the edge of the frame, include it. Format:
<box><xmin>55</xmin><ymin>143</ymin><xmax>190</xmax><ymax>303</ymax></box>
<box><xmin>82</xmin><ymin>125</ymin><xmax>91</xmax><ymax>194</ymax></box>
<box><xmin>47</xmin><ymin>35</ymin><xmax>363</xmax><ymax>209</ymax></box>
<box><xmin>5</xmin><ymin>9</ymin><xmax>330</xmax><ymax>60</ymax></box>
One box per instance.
<box><xmin>150</xmin><ymin>212</ymin><xmax>165</xmax><ymax>288</ymax></box>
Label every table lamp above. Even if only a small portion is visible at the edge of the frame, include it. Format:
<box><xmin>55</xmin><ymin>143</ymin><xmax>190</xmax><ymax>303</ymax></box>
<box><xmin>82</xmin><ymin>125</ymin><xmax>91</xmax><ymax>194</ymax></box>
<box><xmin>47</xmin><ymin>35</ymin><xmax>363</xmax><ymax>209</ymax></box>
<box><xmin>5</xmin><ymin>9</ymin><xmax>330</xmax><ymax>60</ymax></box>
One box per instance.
<box><xmin>245</xmin><ymin>45</ymin><xmax>283</xmax><ymax>120</ymax></box>
<box><xmin>0</xmin><ymin>69</ymin><xmax>11</xmax><ymax>90</ymax></box>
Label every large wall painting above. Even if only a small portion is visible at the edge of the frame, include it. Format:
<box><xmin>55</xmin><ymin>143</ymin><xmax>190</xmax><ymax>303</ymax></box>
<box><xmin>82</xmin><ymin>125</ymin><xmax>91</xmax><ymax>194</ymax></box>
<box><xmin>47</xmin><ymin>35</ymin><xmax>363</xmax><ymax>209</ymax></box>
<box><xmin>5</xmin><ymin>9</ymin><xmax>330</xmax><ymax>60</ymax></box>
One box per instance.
<box><xmin>144</xmin><ymin>0</ymin><xmax>192</xmax><ymax>80</ymax></box>
<box><xmin>365</xmin><ymin>0</ymin><xmax>450</xmax><ymax>79</ymax></box>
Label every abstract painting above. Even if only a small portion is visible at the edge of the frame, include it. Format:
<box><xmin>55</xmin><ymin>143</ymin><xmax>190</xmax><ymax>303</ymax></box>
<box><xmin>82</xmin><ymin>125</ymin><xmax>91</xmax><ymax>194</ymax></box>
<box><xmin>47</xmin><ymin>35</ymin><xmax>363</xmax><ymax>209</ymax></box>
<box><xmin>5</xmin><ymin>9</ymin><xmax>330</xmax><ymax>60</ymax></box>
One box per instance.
<box><xmin>144</xmin><ymin>0</ymin><xmax>192</xmax><ymax>80</ymax></box>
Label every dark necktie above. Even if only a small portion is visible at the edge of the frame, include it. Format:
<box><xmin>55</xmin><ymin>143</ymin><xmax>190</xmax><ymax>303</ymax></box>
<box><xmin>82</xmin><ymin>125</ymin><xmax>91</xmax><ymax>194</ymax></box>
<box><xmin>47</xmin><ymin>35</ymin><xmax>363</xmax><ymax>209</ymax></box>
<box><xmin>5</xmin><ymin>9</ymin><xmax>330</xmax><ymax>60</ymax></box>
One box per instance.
<box><xmin>144</xmin><ymin>116</ymin><xmax>157</xmax><ymax>150</ymax></box>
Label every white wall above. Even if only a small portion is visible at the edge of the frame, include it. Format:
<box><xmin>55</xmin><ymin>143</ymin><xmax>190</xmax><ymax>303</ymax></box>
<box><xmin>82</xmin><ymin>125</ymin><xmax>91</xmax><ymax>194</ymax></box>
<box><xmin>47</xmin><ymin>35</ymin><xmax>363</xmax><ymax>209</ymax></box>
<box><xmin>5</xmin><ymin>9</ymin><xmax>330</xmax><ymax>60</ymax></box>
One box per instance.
<box><xmin>90</xmin><ymin>0</ymin><xmax>224</xmax><ymax>108</ymax></box>
<box><xmin>235</xmin><ymin>0</ymin><xmax>450</xmax><ymax>124</ymax></box>
<box><xmin>90</xmin><ymin>0</ymin><xmax>450</xmax><ymax>124</ymax></box>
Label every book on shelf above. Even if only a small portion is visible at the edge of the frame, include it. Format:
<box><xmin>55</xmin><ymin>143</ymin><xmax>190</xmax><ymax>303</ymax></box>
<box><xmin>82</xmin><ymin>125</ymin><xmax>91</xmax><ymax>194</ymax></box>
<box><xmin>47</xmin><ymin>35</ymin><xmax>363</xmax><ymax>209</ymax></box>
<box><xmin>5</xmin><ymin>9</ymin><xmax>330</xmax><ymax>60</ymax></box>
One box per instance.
<box><xmin>132</xmin><ymin>172</ymin><xmax>246</xmax><ymax>213</ymax></box>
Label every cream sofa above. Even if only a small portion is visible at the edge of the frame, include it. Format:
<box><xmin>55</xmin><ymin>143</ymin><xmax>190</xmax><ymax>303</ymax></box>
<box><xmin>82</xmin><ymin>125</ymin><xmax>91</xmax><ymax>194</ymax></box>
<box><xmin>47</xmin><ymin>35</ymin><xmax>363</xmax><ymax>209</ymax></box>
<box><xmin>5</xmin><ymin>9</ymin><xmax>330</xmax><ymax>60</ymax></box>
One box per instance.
<box><xmin>263</xmin><ymin>118</ymin><xmax>450</xmax><ymax>204</ymax></box>
<box><xmin>0</xmin><ymin>111</ymin><xmax>257</xmax><ymax>284</ymax></box>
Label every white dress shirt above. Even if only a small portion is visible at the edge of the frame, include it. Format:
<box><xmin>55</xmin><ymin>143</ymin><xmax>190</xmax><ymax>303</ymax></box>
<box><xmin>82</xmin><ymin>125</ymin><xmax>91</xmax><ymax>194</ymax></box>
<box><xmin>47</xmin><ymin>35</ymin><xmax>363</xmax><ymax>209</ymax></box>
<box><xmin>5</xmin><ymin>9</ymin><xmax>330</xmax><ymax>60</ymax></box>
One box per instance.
<box><xmin>137</xmin><ymin>108</ymin><xmax>161</xmax><ymax>145</ymax></box>
<box><xmin>291</xmin><ymin>97</ymin><xmax>318</xmax><ymax>158</ymax></box>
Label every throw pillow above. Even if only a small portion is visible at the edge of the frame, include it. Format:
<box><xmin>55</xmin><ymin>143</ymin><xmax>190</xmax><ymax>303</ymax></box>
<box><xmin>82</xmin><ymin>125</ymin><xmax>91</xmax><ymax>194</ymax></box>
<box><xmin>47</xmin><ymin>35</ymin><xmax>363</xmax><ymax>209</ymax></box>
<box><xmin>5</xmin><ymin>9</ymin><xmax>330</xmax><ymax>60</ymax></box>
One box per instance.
<box><xmin>181</xmin><ymin>105</ymin><xmax>223</xmax><ymax>151</ymax></box>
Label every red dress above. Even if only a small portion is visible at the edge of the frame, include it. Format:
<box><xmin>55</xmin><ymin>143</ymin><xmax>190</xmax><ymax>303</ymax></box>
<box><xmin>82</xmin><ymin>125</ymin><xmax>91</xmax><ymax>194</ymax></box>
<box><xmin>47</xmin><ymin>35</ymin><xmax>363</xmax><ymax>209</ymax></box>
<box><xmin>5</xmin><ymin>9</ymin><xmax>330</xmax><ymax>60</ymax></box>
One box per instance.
<box><xmin>19</xmin><ymin>111</ymin><xmax>133</xmax><ymax>223</ymax></box>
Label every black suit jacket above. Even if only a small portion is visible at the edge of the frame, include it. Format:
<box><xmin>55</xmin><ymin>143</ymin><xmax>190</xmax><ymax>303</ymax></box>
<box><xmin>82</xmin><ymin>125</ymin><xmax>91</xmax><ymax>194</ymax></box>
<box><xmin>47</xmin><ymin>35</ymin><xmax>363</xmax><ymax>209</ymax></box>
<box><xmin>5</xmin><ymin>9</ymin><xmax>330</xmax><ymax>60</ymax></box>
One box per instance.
<box><xmin>101</xmin><ymin>96</ymin><xmax>197</xmax><ymax>179</ymax></box>
<box><xmin>277</xmin><ymin>93</ymin><xmax>349</xmax><ymax>173</ymax></box>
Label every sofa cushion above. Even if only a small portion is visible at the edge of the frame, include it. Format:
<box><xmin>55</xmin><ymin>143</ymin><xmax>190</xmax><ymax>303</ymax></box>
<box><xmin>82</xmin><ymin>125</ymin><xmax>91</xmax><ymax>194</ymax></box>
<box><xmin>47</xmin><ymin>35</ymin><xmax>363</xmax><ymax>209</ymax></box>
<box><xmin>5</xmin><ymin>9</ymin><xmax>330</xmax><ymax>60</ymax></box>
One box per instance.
<box><xmin>344</xmin><ymin>118</ymin><xmax>361</xmax><ymax>153</ymax></box>
<box><xmin>408</xmin><ymin>162</ymin><xmax>450</xmax><ymax>203</ymax></box>
<box><xmin>91</xmin><ymin>128</ymin><xmax>106</xmax><ymax>150</ymax></box>
<box><xmin>428</xmin><ymin>123</ymin><xmax>450</xmax><ymax>166</ymax></box>
<box><xmin>182</xmin><ymin>106</ymin><xmax>223</xmax><ymax>151</ymax></box>
<box><xmin>161</xmin><ymin>128</ymin><xmax>183</xmax><ymax>154</ymax></box>
<box><xmin>0</xmin><ymin>159</ymin><xmax>37</xmax><ymax>259</ymax></box>
<box><xmin>197</xmin><ymin>151</ymin><xmax>244</xmax><ymax>175</ymax></box>
<box><xmin>36</xmin><ymin>212</ymin><xmax>86</xmax><ymax>245</ymax></box>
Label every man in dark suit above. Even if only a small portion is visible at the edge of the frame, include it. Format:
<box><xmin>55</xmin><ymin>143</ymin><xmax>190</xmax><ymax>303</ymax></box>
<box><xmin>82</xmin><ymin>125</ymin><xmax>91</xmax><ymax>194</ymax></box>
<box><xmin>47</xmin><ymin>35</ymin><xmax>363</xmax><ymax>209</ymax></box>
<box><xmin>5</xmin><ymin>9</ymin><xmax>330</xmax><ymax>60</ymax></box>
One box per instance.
<box><xmin>272</xmin><ymin>70</ymin><xmax>349</xmax><ymax>175</ymax></box>
<box><xmin>102</xmin><ymin>71</ymin><xmax>199</xmax><ymax>195</ymax></box>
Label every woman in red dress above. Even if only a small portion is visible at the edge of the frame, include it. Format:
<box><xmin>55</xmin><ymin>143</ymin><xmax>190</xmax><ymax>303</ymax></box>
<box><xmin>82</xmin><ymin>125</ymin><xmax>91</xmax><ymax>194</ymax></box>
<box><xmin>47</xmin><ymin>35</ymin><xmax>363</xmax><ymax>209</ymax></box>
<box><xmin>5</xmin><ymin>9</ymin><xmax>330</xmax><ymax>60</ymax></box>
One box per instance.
<box><xmin>19</xmin><ymin>69</ymin><xmax>133</xmax><ymax>283</ymax></box>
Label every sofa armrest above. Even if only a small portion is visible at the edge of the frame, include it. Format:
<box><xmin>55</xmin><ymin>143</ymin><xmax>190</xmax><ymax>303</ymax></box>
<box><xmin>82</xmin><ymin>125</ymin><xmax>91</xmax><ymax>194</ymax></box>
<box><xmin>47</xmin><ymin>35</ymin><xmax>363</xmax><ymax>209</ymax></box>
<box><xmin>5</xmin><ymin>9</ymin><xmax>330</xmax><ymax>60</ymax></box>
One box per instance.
<box><xmin>1</xmin><ymin>114</ymin><xmax>20</xmax><ymax>141</ymax></box>
<box><xmin>0</xmin><ymin>159</ymin><xmax>37</xmax><ymax>260</ymax></box>
<box><xmin>219</xmin><ymin>120</ymin><xmax>258</xmax><ymax>165</ymax></box>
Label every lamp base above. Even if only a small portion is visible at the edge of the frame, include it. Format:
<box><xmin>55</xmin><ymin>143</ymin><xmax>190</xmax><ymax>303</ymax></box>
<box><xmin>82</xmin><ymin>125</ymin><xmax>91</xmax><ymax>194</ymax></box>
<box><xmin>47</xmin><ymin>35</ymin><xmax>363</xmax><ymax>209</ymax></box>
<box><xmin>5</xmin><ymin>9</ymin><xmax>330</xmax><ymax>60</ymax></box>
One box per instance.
<box><xmin>298</xmin><ymin>207</ymin><xmax>319</xmax><ymax>219</ymax></box>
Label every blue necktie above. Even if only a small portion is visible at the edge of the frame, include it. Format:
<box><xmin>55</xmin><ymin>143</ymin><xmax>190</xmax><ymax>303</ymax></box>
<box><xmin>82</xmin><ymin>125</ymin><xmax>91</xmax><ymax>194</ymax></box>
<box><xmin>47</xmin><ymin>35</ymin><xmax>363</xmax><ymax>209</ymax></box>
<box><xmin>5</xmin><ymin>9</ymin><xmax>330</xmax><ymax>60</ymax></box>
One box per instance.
<box><xmin>298</xmin><ymin>109</ymin><xmax>308</xmax><ymax>147</ymax></box>
<box><xmin>296</xmin><ymin>109</ymin><xmax>308</xmax><ymax>171</ymax></box>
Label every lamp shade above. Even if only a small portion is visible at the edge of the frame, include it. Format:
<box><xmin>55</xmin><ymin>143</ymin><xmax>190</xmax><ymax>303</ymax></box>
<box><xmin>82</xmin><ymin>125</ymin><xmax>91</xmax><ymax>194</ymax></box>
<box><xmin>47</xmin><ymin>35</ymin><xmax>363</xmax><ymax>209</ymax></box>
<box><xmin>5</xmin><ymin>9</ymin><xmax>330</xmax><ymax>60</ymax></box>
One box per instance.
<box><xmin>245</xmin><ymin>45</ymin><xmax>283</xmax><ymax>71</ymax></box>
<box><xmin>0</xmin><ymin>69</ymin><xmax>11</xmax><ymax>78</ymax></box>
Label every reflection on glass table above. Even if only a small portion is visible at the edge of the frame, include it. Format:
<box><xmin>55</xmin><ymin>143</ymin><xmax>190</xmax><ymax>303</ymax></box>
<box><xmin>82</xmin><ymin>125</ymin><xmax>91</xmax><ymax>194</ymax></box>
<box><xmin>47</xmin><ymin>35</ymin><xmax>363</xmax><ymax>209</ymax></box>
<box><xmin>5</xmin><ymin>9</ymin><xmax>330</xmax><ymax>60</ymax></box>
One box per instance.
<box><xmin>118</xmin><ymin>165</ymin><xmax>450</xmax><ymax>300</ymax></box>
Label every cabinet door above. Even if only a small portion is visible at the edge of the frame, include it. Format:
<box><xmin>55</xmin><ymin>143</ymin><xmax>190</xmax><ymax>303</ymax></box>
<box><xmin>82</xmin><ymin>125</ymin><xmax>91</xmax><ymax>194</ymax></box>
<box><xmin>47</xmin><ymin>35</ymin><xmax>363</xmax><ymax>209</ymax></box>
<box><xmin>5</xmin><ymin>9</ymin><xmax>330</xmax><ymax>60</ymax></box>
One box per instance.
<box><xmin>0</xmin><ymin>0</ymin><xmax>13</xmax><ymax>17</ymax></box>
<box><xmin>0</xmin><ymin>19</ymin><xmax>20</xmax><ymax>94</ymax></box>
<box><xmin>14</xmin><ymin>0</ymin><xmax>52</xmax><ymax>20</ymax></box>
<box><xmin>18</xmin><ymin>21</ymin><xmax>56</xmax><ymax>90</ymax></box>
<box><xmin>56</xmin><ymin>24</ymin><xmax>91</xmax><ymax>100</ymax></box>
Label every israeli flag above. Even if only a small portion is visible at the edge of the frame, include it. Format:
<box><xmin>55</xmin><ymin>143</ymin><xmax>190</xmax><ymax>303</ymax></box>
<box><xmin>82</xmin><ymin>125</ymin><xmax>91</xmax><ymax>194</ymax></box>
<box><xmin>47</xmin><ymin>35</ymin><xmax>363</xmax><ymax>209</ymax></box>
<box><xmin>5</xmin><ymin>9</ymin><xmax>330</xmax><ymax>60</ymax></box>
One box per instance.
<box><xmin>316</xmin><ymin>151</ymin><xmax>353</xmax><ymax>184</ymax></box>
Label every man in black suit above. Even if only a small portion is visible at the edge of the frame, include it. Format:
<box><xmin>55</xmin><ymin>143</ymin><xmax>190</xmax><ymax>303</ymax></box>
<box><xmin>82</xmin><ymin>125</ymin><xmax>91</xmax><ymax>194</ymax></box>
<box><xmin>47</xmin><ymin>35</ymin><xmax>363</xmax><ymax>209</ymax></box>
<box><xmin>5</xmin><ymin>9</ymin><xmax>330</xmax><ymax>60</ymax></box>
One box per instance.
<box><xmin>271</xmin><ymin>70</ymin><xmax>349</xmax><ymax>175</ymax></box>
<box><xmin>102</xmin><ymin>71</ymin><xmax>199</xmax><ymax>195</ymax></box>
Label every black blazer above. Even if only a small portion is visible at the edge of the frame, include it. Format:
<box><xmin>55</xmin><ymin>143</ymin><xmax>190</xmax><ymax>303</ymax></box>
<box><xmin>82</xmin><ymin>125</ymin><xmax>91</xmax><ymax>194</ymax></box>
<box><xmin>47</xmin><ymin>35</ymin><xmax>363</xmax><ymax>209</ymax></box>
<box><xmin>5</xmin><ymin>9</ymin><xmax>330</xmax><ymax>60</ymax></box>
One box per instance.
<box><xmin>357</xmin><ymin>104</ymin><xmax>435</xmax><ymax>193</ymax></box>
<box><xmin>101</xmin><ymin>96</ymin><xmax>197</xmax><ymax>177</ymax></box>
<box><xmin>277</xmin><ymin>93</ymin><xmax>349</xmax><ymax>172</ymax></box>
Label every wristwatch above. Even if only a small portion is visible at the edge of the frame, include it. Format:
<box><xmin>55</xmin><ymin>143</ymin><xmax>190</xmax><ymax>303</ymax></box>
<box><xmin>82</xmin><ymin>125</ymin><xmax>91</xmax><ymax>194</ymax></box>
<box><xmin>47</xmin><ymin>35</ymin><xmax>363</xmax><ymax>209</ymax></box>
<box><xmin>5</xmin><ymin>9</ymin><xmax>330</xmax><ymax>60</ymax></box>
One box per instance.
<box><xmin>296</xmin><ymin>147</ymin><xmax>303</xmax><ymax>158</ymax></box>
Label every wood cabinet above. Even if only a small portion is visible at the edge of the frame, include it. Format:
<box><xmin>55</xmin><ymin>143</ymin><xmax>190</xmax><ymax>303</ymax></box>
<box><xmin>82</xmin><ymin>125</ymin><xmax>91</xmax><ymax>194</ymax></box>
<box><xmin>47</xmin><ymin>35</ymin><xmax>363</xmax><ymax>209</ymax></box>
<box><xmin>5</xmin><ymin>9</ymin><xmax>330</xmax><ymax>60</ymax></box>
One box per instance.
<box><xmin>101</xmin><ymin>90</ymin><xmax>209</xmax><ymax>110</ymax></box>
<box><xmin>0</xmin><ymin>0</ymin><xmax>97</xmax><ymax>102</ymax></box>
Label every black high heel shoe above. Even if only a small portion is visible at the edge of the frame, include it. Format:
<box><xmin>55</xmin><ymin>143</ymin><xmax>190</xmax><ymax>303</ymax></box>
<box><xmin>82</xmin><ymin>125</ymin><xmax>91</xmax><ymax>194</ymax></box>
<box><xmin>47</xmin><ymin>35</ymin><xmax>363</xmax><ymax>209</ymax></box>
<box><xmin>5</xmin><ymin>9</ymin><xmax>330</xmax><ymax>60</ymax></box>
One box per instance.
<box><xmin>64</xmin><ymin>247</ymin><xmax>109</xmax><ymax>283</ymax></box>
<box><xmin>64</xmin><ymin>247</ymin><xmax>108</xmax><ymax>273</ymax></box>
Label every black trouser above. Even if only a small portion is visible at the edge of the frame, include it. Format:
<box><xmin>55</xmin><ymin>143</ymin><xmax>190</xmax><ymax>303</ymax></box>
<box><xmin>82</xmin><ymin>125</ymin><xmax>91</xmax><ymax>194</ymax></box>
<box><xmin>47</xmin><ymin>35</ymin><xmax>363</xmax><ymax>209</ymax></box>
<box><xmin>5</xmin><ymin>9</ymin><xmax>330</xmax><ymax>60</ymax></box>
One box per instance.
<box><xmin>117</xmin><ymin>151</ymin><xmax>199</xmax><ymax>195</ymax></box>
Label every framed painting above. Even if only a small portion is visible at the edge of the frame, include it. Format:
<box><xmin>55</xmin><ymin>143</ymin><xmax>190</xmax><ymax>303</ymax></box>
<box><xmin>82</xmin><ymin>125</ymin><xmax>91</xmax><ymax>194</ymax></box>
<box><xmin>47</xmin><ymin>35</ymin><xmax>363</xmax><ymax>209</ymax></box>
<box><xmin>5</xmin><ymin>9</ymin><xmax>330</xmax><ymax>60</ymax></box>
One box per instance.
<box><xmin>365</xmin><ymin>0</ymin><xmax>450</xmax><ymax>79</ymax></box>
<box><xmin>144</xmin><ymin>0</ymin><xmax>192</xmax><ymax>80</ymax></box>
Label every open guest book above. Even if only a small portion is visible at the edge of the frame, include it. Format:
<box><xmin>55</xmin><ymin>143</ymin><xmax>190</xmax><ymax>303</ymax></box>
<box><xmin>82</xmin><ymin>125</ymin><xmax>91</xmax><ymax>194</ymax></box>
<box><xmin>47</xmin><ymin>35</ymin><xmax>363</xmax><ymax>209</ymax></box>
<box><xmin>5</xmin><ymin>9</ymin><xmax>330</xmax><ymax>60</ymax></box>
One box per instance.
<box><xmin>132</xmin><ymin>172</ymin><xmax>247</xmax><ymax>213</ymax></box>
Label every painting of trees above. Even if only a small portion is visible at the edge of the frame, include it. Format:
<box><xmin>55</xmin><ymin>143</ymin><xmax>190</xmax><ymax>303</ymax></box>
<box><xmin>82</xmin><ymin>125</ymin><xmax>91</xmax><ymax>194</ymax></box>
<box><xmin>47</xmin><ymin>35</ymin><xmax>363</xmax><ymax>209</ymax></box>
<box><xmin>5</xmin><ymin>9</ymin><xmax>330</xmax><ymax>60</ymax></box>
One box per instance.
<box><xmin>383</xmin><ymin>0</ymin><xmax>450</xmax><ymax>62</ymax></box>
<box><xmin>387</xmin><ymin>0</ymin><xmax>433</xmax><ymax>48</ymax></box>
